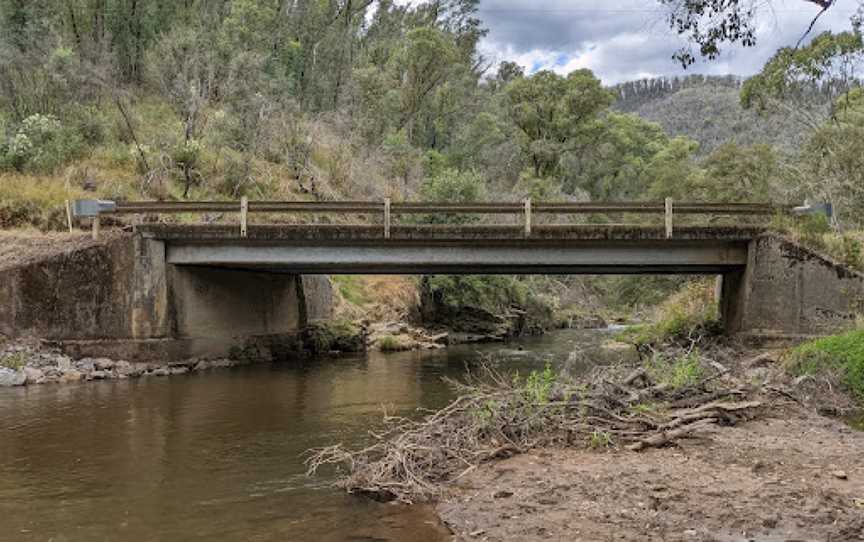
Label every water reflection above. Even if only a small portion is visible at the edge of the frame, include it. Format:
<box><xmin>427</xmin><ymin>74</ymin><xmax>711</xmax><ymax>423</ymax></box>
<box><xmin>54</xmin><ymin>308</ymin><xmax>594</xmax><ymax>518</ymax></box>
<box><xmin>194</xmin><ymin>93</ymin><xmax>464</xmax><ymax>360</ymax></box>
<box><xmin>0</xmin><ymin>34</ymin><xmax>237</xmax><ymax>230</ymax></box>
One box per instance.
<box><xmin>0</xmin><ymin>329</ymin><xmax>609</xmax><ymax>541</ymax></box>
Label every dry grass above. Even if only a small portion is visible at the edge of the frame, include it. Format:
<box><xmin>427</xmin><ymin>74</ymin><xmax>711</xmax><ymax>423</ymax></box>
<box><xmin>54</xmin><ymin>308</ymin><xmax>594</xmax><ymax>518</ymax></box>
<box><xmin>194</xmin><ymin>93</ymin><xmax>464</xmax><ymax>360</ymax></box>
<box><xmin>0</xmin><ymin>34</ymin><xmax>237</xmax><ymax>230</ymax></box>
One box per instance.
<box><xmin>333</xmin><ymin>275</ymin><xmax>419</xmax><ymax>321</ymax></box>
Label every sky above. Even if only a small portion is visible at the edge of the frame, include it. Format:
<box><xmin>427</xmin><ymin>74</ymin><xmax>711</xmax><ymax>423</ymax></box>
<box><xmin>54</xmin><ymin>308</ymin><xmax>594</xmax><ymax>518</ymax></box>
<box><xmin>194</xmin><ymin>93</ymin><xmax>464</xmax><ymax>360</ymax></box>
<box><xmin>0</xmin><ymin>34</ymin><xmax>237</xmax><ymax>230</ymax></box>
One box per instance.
<box><xmin>399</xmin><ymin>0</ymin><xmax>859</xmax><ymax>84</ymax></box>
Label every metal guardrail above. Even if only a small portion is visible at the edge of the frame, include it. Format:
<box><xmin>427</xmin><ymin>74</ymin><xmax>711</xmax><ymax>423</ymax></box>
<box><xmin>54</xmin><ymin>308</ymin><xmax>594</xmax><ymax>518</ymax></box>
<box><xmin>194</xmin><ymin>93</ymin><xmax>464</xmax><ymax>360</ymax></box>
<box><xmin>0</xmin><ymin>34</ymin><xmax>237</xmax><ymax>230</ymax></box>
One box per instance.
<box><xmin>70</xmin><ymin>197</ymin><xmax>813</xmax><ymax>241</ymax></box>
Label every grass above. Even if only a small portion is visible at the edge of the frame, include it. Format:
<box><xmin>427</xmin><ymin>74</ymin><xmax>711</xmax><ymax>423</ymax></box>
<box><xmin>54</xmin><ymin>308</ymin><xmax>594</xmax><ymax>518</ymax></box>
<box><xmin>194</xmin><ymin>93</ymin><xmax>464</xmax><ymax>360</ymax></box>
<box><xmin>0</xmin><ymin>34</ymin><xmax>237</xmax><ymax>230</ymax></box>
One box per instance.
<box><xmin>0</xmin><ymin>174</ymin><xmax>84</xmax><ymax>230</ymax></box>
<box><xmin>377</xmin><ymin>334</ymin><xmax>407</xmax><ymax>352</ymax></box>
<box><xmin>588</xmin><ymin>430</ymin><xmax>613</xmax><ymax>449</ymax></box>
<box><xmin>644</xmin><ymin>350</ymin><xmax>705</xmax><ymax>390</ymax></box>
<box><xmin>770</xmin><ymin>213</ymin><xmax>864</xmax><ymax>273</ymax></box>
<box><xmin>332</xmin><ymin>275</ymin><xmax>373</xmax><ymax>306</ymax></box>
<box><xmin>378</xmin><ymin>335</ymin><xmax>402</xmax><ymax>352</ymax></box>
<box><xmin>786</xmin><ymin>329</ymin><xmax>864</xmax><ymax>401</ymax></box>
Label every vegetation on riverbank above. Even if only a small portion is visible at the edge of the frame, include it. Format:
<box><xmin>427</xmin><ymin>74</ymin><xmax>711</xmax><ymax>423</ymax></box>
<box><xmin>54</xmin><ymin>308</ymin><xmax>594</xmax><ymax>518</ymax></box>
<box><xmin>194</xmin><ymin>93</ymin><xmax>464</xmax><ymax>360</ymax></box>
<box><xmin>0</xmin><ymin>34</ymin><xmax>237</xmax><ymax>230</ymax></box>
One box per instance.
<box><xmin>786</xmin><ymin>329</ymin><xmax>864</xmax><ymax>402</ymax></box>
<box><xmin>622</xmin><ymin>280</ymin><xmax>721</xmax><ymax>347</ymax></box>
<box><xmin>302</xmin><ymin>319</ymin><xmax>367</xmax><ymax>355</ymax></box>
<box><xmin>306</xmin><ymin>358</ymin><xmax>763</xmax><ymax>503</ymax></box>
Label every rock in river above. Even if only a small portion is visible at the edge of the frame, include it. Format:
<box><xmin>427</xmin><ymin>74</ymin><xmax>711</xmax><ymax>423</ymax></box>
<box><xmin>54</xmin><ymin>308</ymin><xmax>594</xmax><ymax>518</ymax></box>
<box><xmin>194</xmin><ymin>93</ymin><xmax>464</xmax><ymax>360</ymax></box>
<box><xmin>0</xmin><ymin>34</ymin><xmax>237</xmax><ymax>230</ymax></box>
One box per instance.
<box><xmin>23</xmin><ymin>366</ymin><xmax>45</xmax><ymax>385</ymax></box>
<box><xmin>0</xmin><ymin>367</ymin><xmax>27</xmax><ymax>387</ymax></box>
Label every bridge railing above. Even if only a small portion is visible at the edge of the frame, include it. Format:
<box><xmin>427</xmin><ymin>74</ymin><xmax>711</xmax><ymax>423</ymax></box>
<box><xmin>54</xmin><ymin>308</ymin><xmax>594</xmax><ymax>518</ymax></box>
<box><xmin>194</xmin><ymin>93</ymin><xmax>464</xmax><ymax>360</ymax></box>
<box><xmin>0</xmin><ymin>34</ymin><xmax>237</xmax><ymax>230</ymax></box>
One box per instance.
<box><xmin>71</xmin><ymin>198</ymin><xmax>821</xmax><ymax>240</ymax></box>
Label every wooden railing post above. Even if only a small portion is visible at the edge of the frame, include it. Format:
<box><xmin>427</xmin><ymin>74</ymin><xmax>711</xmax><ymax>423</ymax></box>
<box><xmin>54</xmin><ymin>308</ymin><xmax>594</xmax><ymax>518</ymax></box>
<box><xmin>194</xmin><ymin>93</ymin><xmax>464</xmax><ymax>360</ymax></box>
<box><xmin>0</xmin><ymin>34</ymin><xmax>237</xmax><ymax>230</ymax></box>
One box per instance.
<box><xmin>665</xmin><ymin>197</ymin><xmax>674</xmax><ymax>239</ymax></box>
<box><xmin>65</xmin><ymin>199</ymin><xmax>74</xmax><ymax>233</ymax></box>
<box><xmin>91</xmin><ymin>215</ymin><xmax>100</xmax><ymax>240</ymax></box>
<box><xmin>524</xmin><ymin>198</ymin><xmax>532</xmax><ymax>238</ymax></box>
<box><xmin>240</xmin><ymin>196</ymin><xmax>248</xmax><ymax>238</ymax></box>
<box><xmin>384</xmin><ymin>198</ymin><xmax>391</xmax><ymax>240</ymax></box>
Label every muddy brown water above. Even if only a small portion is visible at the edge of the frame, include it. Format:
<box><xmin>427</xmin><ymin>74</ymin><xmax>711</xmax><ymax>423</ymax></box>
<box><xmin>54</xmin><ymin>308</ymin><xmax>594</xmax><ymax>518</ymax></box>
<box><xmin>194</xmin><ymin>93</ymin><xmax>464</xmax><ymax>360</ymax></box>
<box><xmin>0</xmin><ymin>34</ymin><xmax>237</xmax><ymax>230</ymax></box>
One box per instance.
<box><xmin>0</xmin><ymin>329</ymin><xmax>614</xmax><ymax>541</ymax></box>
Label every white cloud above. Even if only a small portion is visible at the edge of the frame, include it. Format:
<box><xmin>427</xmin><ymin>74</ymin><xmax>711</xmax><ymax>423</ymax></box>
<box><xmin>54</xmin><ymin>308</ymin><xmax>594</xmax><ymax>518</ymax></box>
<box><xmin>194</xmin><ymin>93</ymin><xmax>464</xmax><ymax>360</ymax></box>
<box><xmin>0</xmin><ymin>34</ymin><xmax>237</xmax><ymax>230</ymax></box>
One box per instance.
<box><xmin>473</xmin><ymin>0</ymin><xmax>856</xmax><ymax>83</ymax></box>
<box><xmin>385</xmin><ymin>0</ymin><xmax>856</xmax><ymax>83</ymax></box>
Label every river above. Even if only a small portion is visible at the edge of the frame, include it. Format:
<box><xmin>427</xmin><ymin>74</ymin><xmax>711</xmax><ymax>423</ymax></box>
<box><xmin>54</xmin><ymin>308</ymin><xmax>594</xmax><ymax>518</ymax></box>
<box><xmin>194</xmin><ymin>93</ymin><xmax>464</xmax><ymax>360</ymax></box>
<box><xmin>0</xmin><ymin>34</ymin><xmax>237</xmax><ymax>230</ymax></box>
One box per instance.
<box><xmin>0</xmin><ymin>329</ymin><xmax>616</xmax><ymax>541</ymax></box>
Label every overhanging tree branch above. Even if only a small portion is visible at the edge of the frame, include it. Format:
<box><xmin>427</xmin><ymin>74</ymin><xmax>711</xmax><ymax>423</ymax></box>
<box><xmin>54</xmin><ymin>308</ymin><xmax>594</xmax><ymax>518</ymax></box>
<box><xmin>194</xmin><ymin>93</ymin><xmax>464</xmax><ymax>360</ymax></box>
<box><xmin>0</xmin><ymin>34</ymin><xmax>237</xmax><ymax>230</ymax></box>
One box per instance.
<box><xmin>797</xmin><ymin>0</ymin><xmax>835</xmax><ymax>48</ymax></box>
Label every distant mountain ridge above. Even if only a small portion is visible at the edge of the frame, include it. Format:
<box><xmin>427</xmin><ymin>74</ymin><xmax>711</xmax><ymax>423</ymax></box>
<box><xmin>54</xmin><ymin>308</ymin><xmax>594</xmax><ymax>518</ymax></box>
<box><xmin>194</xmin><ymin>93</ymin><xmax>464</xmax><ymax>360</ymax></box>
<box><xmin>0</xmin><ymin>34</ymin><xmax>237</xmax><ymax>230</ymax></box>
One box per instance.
<box><xmin>610</xmin><ymin>75</ymin><xmax>827</xmax><ymax>155</ymax></box>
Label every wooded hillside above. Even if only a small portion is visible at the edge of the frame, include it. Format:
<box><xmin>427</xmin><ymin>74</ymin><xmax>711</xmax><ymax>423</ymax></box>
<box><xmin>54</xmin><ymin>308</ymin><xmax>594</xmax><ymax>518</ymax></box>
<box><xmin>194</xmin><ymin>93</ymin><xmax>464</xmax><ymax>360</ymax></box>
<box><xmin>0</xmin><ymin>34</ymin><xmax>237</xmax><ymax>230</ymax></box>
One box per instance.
<box><xmin>613</xmin><ymin>75</ymin><xmax>831</xmax><ymax>155</ymax></box>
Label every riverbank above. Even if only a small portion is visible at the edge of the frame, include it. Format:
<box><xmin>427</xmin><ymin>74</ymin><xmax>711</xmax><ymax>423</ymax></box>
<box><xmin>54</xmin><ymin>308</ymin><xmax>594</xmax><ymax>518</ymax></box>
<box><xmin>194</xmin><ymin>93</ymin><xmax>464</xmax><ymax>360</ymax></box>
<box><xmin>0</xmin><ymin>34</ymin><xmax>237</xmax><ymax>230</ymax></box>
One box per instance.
<box><xmin>0</xmin><ymin>339</ymin><xmax>251</xmax><ymax>387</ymax></box>
<box><xmin>437</xmin><ymin>405</ymin><xmax>864</xmax><ymax>541</ymax></box>
<box><xmin>308</xmin><ymin>340</ymin><xmax>864</xmax><ymax>541</ymax></box>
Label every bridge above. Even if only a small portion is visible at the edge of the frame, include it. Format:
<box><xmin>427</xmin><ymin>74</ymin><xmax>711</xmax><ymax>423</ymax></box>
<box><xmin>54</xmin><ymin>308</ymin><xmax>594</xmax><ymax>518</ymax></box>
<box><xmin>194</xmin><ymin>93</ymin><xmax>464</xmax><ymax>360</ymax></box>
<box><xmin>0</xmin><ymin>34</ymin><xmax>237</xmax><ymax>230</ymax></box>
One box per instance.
<box><xmin>77</xmin><ymin>198</ymin><xmax>791</xmax><ymax>275</ymax></box>
<box><xmin>144</xmin><ymin>224</ymin><xmax>757</xmax><ymax>275</ymax></box>
<box><xmin>1</xmin><ymin>199</ymin><xmax>857</xmax><ymax>362</ymax></box>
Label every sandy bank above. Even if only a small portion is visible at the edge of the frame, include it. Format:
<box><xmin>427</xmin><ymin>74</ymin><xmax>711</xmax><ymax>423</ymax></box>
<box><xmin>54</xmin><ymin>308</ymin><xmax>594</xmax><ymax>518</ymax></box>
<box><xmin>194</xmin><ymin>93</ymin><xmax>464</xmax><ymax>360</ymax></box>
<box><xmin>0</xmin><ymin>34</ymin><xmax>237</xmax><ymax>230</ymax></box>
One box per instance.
<box><xmin>437</xmin><ymin>406</ymin><xmax>864</xmax><ymax>541</ymax></box>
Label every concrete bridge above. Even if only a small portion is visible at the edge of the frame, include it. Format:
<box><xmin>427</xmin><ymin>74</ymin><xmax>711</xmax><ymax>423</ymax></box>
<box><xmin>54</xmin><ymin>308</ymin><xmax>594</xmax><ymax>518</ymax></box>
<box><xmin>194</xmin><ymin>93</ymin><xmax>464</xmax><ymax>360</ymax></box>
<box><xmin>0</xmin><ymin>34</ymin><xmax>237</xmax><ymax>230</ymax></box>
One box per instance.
<box><xmin>2</xmin><ymin>200</ymin><xmax>861</xmax><ymax>362</ymax></box>
<box><xmin>148</xmin><ymin>224</ymin><xmax>755</xmax><ymax>274</ymax></box>
<box><xmin>140</xmin><ymin>221</ymin><xmax>863</xmax><ymax>334</ymax></box>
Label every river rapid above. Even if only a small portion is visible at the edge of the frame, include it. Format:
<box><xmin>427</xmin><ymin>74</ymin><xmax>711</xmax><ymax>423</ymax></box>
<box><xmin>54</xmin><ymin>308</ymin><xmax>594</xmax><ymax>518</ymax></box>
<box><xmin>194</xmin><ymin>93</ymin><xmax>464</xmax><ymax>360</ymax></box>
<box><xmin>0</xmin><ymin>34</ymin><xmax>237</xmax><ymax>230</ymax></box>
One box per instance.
<box><xmin>0</xmin><ymin>329</ymin><xmax>617</xmax><ymax>541</ymax></box>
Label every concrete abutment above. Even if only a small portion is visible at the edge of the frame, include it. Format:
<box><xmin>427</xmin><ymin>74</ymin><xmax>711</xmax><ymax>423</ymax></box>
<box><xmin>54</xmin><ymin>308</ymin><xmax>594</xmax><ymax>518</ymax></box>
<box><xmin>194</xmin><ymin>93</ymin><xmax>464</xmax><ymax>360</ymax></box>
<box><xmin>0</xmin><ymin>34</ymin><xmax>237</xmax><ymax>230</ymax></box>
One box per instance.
<box><xmin>719</xmin><ymin>235</ymin><xmax>864</xmax><ymax>337</ymax></box>
<box><xmin>0</xmin><ymin>234</ymin><xmax>333</xmax><ymax>362</ymax></box>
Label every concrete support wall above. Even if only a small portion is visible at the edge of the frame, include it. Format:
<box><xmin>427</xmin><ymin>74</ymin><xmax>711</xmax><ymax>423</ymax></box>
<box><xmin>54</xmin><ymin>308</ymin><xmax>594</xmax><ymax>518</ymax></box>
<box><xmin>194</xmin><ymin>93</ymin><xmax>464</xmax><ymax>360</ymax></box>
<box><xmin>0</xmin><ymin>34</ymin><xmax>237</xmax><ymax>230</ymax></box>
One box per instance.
<box><xmin>722</xmin><ymin>235</ymin><xmax>864</xmax><ymax>336</ymax></box>
<box><xmin>0</xmin><ymin>235</ymin><xmax>137</xmax><ymax>340</ymax></box>
<box><xmin>0</xmin><ymin>234</ymin><xmax>333</xmax><ymax>362</ymax></box>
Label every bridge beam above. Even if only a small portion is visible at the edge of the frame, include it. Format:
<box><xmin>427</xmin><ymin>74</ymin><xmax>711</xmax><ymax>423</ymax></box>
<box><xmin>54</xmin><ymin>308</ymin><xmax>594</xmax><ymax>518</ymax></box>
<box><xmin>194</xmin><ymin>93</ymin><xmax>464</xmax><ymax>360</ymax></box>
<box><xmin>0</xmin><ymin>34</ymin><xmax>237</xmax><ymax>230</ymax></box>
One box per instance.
<box><xmin>164</xmin><ymin>243</ymin><xmax>749</xmax><ymax>275</ymax></box>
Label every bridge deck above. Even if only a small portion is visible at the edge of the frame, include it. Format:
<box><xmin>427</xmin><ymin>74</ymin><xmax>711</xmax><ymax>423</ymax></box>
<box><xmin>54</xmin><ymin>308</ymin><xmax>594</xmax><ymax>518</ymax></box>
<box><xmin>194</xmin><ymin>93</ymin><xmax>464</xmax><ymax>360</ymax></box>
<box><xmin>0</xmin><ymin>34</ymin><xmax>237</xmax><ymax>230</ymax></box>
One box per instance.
<box><xmin>139</xmin><ymin>225</ymin><xmax>761</xmax><ymax>275</ymax></box>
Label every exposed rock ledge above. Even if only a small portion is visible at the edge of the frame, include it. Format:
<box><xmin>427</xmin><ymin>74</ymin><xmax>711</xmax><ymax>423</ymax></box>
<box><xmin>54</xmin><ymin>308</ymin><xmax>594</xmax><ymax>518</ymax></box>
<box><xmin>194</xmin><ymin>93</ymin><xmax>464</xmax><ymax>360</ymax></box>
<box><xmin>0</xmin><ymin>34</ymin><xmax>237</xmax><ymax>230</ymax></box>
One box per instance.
<box><xmin>0</xmin><ymin>341</ymin><xmax>250</xmax><ymax>387</ymax></box>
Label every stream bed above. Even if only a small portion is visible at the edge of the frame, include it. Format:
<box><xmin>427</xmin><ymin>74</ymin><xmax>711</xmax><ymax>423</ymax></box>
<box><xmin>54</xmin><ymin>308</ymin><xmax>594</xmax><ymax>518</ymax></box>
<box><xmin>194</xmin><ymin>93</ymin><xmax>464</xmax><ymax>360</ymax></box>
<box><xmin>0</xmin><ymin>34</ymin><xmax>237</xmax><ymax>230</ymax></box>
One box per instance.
<box><xmin>0</xmin><ymin>329</ymin><xmax>617</xmax><ymax>541</ymax></box>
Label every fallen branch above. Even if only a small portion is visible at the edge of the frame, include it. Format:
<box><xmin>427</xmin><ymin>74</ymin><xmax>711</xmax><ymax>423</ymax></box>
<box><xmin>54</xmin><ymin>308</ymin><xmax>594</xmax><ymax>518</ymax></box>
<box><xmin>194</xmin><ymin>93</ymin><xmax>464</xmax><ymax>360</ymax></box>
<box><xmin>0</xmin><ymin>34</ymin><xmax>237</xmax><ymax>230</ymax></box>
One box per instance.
<box><xmin>306</xmin><ymin>363</ymin><xmax>766</xmax><ymax>503</ymax></box>
<box><xmin>626</xmin><ymin>418</ymin><xmax>718</xmax><ymax>451</ymax></box>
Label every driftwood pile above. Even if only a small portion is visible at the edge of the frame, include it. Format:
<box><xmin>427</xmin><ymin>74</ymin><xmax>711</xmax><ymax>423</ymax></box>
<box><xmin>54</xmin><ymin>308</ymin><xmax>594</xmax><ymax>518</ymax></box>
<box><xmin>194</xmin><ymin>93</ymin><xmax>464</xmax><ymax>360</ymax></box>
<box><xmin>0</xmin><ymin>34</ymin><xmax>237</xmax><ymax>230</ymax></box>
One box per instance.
<box><xmin>306</xmin><ymin>363</ymin><xmax>764</xmax><ymax>503</ymax></box>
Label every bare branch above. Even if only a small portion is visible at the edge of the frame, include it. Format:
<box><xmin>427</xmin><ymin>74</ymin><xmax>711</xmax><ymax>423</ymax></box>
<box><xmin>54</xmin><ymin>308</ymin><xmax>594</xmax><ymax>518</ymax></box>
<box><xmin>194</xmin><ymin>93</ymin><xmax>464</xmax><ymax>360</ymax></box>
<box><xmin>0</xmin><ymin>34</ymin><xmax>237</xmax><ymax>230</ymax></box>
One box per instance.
<box><xmin>796</xmin><ymin>1</ymin><xmax>835</xmax><ymax>49</ymax></box>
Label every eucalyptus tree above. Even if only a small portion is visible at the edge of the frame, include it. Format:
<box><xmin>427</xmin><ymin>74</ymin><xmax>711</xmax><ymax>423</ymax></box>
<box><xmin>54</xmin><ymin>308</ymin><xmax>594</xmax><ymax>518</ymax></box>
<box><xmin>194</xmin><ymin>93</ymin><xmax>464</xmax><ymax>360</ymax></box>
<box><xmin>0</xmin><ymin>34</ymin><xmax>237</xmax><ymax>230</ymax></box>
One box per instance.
<box><xmin>659</xmin><ymin>0</ymin><xmax>861</xmax><ymax>67</ymax></box>
<box><xmin>505</xmin><ymin>69</ymin><xmax>613</xmax><ymax>179</ymax></box>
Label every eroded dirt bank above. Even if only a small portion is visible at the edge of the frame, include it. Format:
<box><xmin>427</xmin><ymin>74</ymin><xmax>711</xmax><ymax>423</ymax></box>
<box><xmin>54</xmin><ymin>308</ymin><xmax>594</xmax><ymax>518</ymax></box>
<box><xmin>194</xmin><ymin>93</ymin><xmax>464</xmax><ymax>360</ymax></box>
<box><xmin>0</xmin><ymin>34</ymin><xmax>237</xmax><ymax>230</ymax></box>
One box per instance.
<box><xmin>437</xmin><ymin>406</ymin><xmax>864</xmax><ymax>541</ymax></box>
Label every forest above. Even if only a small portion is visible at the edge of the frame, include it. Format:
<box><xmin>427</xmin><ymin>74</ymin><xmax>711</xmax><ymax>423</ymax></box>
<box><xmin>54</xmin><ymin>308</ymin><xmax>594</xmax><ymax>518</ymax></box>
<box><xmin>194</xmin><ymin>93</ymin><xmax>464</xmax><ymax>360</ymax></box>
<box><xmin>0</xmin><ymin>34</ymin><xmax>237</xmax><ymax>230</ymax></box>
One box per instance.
<box><xmin>1</xmin><ymin>0</ymin><xmax>863</xmax><ymax>317</ymax></box>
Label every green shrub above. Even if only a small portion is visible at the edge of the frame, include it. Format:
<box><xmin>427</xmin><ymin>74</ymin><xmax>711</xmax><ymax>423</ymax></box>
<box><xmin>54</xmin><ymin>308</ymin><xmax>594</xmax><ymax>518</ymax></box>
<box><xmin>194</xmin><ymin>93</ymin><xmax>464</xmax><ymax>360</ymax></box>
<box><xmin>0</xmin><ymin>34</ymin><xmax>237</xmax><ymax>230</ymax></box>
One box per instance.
<box><xmin>0</xmin><ymin>352</ymin><xmax>26</xmax><ymax>370</ymax></box>
<box><xmin>0</xmin><ymin>114</ymin><xmax>84</xmax><ymax>173</ymax></box>
<box><xmin>521</xmin><ymin>363</ymin><xmax>556</xmax><ymax>404</ymax></box>
<box><xmin>417</xmin><ymin>168</ymin><xmax>486</xmax><ymax>224</ymax></box>
<box><xmin>425</xmin><ymin>275</ymin><xmax>527</xmax><ymax>313</ymax></box>
<box><xmin>588</xmin><ymin>430</ymin><xmax>613</xmax><ymax>449</ymax></box>
<box><xmin>304</xmin><ymin>319</ymin><xmax>366</xmax><ymax>354</ymax></box>
<box><xmin>623</xmin><ymin>280</ymin><xmax>721</xmax><ymax>346</ymax></box>
<box><xmin>786</xmin><ymin>329</ymin><xmax>864</xmax><ymax>401</ymax></box>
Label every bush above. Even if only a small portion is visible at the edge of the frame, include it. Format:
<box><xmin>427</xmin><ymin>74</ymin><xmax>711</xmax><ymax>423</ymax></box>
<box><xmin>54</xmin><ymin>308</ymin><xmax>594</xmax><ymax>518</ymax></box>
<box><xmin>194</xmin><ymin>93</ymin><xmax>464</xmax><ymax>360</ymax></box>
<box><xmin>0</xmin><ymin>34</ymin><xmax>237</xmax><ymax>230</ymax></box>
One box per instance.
<box><xmin>170</xmin><ymin>139</ymin><xmax>204</xmax><ymax>196</ymax></box>
<box><xmin>624</xmin><ymin>280</ymin><xmax>721</xmax><ymax>346</ymax></box>
<box><xmin>417</xmin><ymin>168</ymin><xmax>486</xmax><ymax>224</ymax></box>
<box><xmin>425</xmin><ymin>275</ymin><xmax>527</xmax><ymax>313</ymax></box>
<box><xmin>304</xmin><ymin>320</ymin><xmax>366</xmax><ymax>354</ymax></box>
<box><xmin>786</xmin><ymin>329</ymin><xmax>864</xmax><ymax>401</ymax></box>
<box><xmin>0</xmin><ymin>352</ymin><xmax>26</xmax><ymax>370</ymax></box>
<box><xmin>0</xmin><ymin>114</ymin><xmax>84</xmax><ymax>173</ymax></box>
